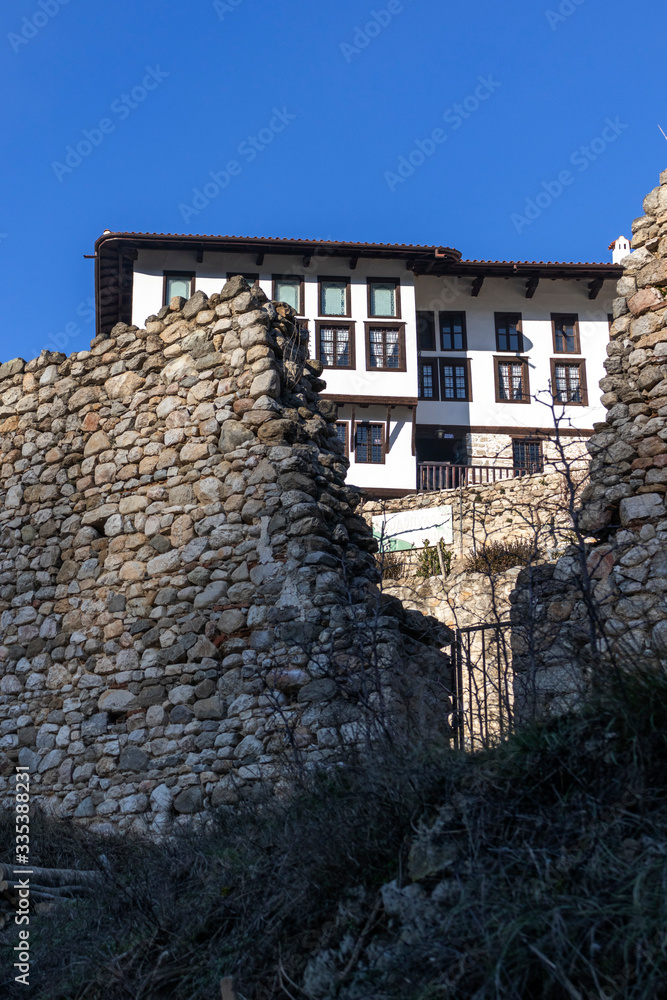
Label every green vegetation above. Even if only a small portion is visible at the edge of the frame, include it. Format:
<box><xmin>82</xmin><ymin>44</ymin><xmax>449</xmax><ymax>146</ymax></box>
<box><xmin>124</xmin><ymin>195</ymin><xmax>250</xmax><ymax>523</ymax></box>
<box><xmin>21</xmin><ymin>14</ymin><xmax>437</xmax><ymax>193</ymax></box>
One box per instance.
<box><xmin>2</xmin><ymin>669</ymin><xmax>667</xmax><ymax>999</ymax></box>
<box><xmin>416</xmin><ymin>539</ymin><xmax>452</xmax><ymax>578</ymax></box>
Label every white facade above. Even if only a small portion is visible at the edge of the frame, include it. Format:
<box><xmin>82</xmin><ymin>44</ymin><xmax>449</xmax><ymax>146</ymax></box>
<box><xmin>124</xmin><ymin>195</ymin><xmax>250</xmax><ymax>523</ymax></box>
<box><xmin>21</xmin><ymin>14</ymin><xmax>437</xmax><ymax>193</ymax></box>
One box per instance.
<box><xmin>104</xmin><ymin>236</ymin><xmax>620</xmax><ymax>496</ymax></box>
<box><xmin>415</xmin><ymin>274</ymin><xmax>613</xmax><ymax>453</ymax></box>
<box><xmin>131</xmin><ymin>248</ymin><xmax>419</xmax><ymax>493</ymax></box>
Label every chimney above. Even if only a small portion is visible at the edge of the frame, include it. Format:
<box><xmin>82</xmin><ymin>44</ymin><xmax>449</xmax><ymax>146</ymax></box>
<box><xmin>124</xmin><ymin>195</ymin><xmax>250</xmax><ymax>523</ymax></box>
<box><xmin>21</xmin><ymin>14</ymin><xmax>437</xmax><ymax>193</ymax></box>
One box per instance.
<box><xmin>609</xmin><ymin>235</ymin><xmax>631</xmax><ymax>265</ymax></box>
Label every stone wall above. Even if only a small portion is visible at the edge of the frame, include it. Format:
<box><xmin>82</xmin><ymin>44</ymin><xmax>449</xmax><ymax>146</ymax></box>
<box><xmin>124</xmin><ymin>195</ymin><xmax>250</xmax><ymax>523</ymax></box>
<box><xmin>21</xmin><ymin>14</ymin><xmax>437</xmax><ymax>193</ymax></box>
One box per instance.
<box><xmin>0</xmin><ymin>277</ymin><xmax>452</xmax><ymax>834</ymax></box>
<box><xmin>362</xmin><ymin>468</ymin><xmax>581</xmax><ymax>565</ymax></box>
<box><xmin>466</xmin><ymin>432</ymin><xmax>590</xmax><ymax>471</ymax></box>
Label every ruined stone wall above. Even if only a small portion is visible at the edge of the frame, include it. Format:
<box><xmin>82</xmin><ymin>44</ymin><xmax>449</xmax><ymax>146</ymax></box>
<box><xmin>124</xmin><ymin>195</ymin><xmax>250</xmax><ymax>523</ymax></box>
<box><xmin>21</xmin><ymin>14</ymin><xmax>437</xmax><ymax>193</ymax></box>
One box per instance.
<box><xmin>466</xmin><ymin>432</ymin><xmax>590</xmax><ymax>471</ymax></box>
<box><xmin>511</xmin><ymin>167</ymin><xmax>667</xmax><ymax>716</ymax></box>
<box><xmin>0</xmin><ymin>277</ymin><xmax>451</xmax><ymax>834</ymax></box>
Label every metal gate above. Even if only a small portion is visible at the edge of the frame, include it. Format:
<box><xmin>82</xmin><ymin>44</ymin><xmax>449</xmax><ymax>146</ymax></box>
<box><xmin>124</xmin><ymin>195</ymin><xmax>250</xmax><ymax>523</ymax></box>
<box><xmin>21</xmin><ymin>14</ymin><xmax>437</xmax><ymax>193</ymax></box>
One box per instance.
<box><xmin>451</xmin><ymin>621</ymin><xmax>514</xmax><ymax>751</ymax></box>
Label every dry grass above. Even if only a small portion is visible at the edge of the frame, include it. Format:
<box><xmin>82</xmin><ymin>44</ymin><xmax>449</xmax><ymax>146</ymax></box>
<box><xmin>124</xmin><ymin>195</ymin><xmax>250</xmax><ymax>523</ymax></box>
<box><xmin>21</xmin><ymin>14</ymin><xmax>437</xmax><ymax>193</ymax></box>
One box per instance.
<box><xmin>2</xmin><ymin>668</ymin><xmax>667</xmax><ymax>999</ymax></box>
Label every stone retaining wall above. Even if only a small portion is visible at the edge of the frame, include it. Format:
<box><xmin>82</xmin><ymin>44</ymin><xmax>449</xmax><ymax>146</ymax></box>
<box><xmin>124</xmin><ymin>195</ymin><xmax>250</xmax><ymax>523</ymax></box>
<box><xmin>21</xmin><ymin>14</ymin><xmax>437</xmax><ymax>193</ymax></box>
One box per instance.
<box><xmin>0</xmin><ymin>277</ymin><xmax>452</xmax><ymax>834</ymax></box>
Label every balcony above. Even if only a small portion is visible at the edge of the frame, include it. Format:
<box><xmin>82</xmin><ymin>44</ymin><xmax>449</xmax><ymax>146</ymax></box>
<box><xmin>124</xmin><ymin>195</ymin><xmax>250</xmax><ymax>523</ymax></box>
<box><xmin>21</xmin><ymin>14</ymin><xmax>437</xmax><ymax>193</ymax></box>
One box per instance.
<box><xmin>417</xmin><ymin>462</ymin><xmax>537</xmax><ymax>492</ymax></box>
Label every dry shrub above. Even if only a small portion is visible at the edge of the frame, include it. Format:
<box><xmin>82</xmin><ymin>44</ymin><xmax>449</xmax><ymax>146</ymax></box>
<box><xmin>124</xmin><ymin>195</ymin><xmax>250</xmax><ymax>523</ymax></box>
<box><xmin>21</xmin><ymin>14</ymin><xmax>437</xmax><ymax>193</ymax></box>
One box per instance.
<box><xmin>464</xmin><ymin>538</ymin><xmax>536</xmax><ymax>574</ymax></box>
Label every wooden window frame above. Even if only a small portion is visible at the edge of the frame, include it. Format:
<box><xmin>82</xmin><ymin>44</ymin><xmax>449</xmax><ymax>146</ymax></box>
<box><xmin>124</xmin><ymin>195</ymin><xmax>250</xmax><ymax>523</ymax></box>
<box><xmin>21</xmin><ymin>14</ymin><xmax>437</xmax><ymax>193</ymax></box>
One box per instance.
<box><xmin>439</xmin><ymin>311</ymin><xmax>468</xmax><ymax>352</ymax></box>
<box><xmin>318</xmin><ymin>276</ymin><xmax>351</xmax><ymax>318</ymax></box>
<box><xmin>511</xmin><ymin>437</ymin><xmax>544</xmax><ymax>476</ymax></box>
<box><xmin>315</xmin><ymin>320</ymin><xmax>356</xmax><ymax>370</ymax></box>
<box><xmin>226</xmin><ymin>271</ymin><xmax>259</xmax><ymax>285</ymax></box>
<box><xmin>364</xmin><ymin>323</ymin><xmax>407</xmax><ymax>373</ymax></box>
<box><xmin>418</xmin><ymin>359</ymin><xmax>440</xmax><ymax>400</ymax></box>
<box><xmin>494</xmin><ymin>312</ymin><xmax>524</xmax><ymax>353</ymax></box>
<box><xmin>163</xmin><ymin>271</ymin><xmax>195</xmax><ymax>305</ymax></box>
<box><xmin>551</xmin><ymin>313</ymin><xmax>581</xmax><ymax>354</ymax></box>
<box><xmin>550</xmin><ymin>358</ymin><xmax>588</xmax><ymax>406</ymax></box>
<box><xmin>439</xmin><ymin>357</ymin><xmax>473</xmax><ymax>402</ymax></box>
<box><xmin>272</xmin><ymin>274</ymin><xmax>305</xmax><ymax>316</ymax></box>
<box><xmin>494</xmin><ymin>356</ymin><xmax>531</xmax><ymax>404</ymax></box>
<box><xmin>354</xmin><ymin>421</ymin><xmax>386</xmax><ymax>465</ymax></box>
<box><xmin>334</xmin><ymin>420</ymin><xmax>349</xmax><ymax>457</ymax></box>
<box><xmin>417</xmin><ymin>310</ymin><xmax>436</xmax><ymax>351</ymax></box>
<box><xmin>367</xmin><ymin>278</ymin><xmax>402</xmax><ymax>319</ymax></box>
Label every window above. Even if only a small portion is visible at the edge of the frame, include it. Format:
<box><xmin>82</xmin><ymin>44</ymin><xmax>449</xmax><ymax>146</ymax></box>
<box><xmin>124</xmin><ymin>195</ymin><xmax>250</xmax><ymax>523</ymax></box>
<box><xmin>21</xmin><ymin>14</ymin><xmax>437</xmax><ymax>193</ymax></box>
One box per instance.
<box><xmin>273</xmin><ymin>275</ymin><xmax>303</xmax><ymax>314</ymax></box>
<box><xmin>552</xmin><ymin>314</ymin><xmax>580</xmax><ymax>353</ymax></box>
<box><xmin>334</xmin><ymin>421</ymin><xmax>349</xmax><ymax>456</ymax></box>
<box><xmin>495</xmin><ymin>357</ymin><xmax>530</xmax><ymax>403</ymax></box>
<box><xmin>417</xmin><ymin>310</ymin><xmax>436</xmax><ymax>350</ymax></box>
<box><xmin>365</xmin><ymin>324</ymin><xmax>406</xmax><ymax>371</ymax></box>
<box><xmin>226</xmin><ymin>272</ymin><xmax>259</xmax><ymax>285</ymax></box>
<box><xmin>368</xmin><ymin>279</ymin><xmax>400</xmax><ymax>318</ymax></box>
<box><xmin>355</xmin><ymin>423</ymin><xmax>384</xmax><ymax>464</ymax></box>
<box><xmin>316</xmin><ymin>322</ymin><xmax>355</xmax><ymax>369</ymax></box>
<box><xmin>439</xmin><ymin>358</ymin><xmax>471</xmax><ymax>401</ymax></box>
<box><xmin>418</xmin><ymin>361</ymin><xmax>439</xmax><ymax>399</ymax></box>
<box><xmin>551</xmin><ymin>360</ymin><xmax>587</xmax><ymax>405</ymax></box>
<box><xmin>513</xmin><ymin>439</ymin><xmax>543</xmax><ymax>476</ymax></box>
<box><xmin>495</xmin><ymin>313</ymin><xmax>523</xmax><ymax>352</ymax></box>
<box><xmin>439</xmin><ymin>312</ymin><xmax>467</xmax><ymax>351</ymax></box>
<box><xmin>163</xmin><ymin>271</ymin><xmax>195</xmax><ymax>304</ymax></box>
<box><xmin>319</xmin><ymin>278</ymin><xmax>350</xmax><ymax>316</ymax></box>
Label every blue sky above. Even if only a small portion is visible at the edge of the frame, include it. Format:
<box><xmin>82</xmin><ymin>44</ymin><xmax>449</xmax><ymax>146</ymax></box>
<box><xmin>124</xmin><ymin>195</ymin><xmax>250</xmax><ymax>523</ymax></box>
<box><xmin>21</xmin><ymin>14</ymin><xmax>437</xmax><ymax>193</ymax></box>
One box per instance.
<box><xmin>1</xmin><ymin>0</ymin><xmax>665</xmax><ymax>362</ymax></box>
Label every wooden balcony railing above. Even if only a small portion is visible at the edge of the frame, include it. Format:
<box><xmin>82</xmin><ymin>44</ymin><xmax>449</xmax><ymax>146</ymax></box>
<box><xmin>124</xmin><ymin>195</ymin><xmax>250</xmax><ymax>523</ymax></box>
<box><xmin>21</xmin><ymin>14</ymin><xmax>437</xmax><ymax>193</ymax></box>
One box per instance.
<box><xmin>417</xmin><ymin>462</ymin><xmax>522</xmax><ymax>492</ymax></box>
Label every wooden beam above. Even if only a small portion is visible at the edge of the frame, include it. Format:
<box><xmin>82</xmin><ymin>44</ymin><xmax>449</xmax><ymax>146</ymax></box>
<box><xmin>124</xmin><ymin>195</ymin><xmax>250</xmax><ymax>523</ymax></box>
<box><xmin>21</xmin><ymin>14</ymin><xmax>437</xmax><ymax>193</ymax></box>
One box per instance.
<box><xmin>349</xmin><ymin>257</ymin><xmax>358</xmax><ymax>270</ymax></box>
<box><xmin>471</xmin><ymin>275</ymin><xmax>484</xmax><ymax>297</ymax></box>
<box><xmin>302</xmin><ymin>255</ymin><xmax>312</xmax><ymax>267</ymax></box>
<box><xmin>350</xmin><ymin>406</ymin><xmax>356</xmax><ymax>454</ymax></box>
<box><xmin>385</xmin><ymin>405</ymin><xmax>391</xmax><ymax>454</ymax></box>
<box><xmin>525</xmin><ymin>276</ymin><xmax>539</xmax><ymax>299</ymax></box>
<box><xmin>588</xmin><ymin>277</ymin><xmax>604</xmax><ymax>300</ymax></box>
<box><xmin>255</xmin><ymin>252</ymin><xmax>264</xmax><ymax>266</ymax></box>
<box><xmin>196</xmin><ymin>247</ymin><xmax>204</xmax><ymax>264</ymax></box>
<box><xmin>411</xmin><ymin>405</ymin><xmax>417</xmax><ymax>457</ymax></box>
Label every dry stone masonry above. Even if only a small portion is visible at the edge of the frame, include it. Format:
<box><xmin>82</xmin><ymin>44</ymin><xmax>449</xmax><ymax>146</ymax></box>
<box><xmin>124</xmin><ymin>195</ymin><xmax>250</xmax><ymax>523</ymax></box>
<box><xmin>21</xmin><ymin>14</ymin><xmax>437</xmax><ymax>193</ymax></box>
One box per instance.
<box><xmin>0</xmin><ymin>277</ymin><xmax>451</xmax><ymax>834</ymax></box>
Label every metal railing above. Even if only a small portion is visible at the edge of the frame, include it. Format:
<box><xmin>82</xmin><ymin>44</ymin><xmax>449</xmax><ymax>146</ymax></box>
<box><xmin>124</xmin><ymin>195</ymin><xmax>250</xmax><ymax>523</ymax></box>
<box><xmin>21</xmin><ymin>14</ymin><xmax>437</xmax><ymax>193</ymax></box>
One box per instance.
<box><xmin>418</xmin><ymin>462</ymin><xmax>518</xmax><ymax>492</ymax></box>
<box><xmin>451</xmin><ymin>622</ymin><xmax>514</xmax><ymax>751</ymax></box>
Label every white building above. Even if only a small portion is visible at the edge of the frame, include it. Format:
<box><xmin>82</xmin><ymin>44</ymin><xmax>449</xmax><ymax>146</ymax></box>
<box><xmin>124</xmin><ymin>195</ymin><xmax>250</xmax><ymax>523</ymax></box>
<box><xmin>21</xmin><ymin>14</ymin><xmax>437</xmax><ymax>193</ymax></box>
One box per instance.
<box><xmin>93</xmin><ymin>231</ymin><xmax>621</xmax><ymax>497</ymax></box>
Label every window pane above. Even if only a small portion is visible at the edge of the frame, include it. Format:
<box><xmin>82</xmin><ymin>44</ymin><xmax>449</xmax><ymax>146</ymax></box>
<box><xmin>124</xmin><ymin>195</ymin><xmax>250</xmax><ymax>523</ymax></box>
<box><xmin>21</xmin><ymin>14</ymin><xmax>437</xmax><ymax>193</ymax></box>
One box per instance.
<box><xmin>167</xmin><ymin>276</ymin><xmax>191</xmax><ymax>300</ymax></box>
<box><xmin>499</xmin><ymin>363</ymin><xmax>524</xmax><ymax>400</ymax></box>
<box><xmin>335</xmin><ymin>423</ymin><xmax>347</xmax><ymax>449</ymax></box>
<box><xmin>417</xmin><ymin>311</ymin><xmax>435</xmax><ymax>350</ymax></box>
<box><xmin>275</xmin><ymin>279</ymin><xmax>300</xmax><ymax>312</ymax></box>
<box><xmin>497</xmin><ymin>316</ymin><xmax>521</xmax><ymax>351</ymax></box>
<box><xmin>369</xmin><ymin>328</ymin><xmax>384</xmax><ymax>368</ymax></box>
<box><xmin>322</xmin><ymin>281</ymin><xmax>347</xmax><ymax>315</ymax></box>
<box><xmin>320</xmin><ymin>326</ymin><xmax>350</xmax><ymax>367</ymax></box>
<box><xmin>554</xmin><ymin>316</ymin><xmax>577</xmax><ymax>352</ymax></box>
<box><xmin>441</xmin><ymin>313</ymin><xmax>465</xmax><ymax>351</ymax></box>
<box><xmin>370</xmin><ymin>283</ymin><xmax>396</xmax><ymax>316</ymax></box>
<box><xmin>356</xmin><ymin>424</ymin><xmax>383</xmax><ymax>463</ymax></box>
<box><xmin>385</xmin><ymin>329</ymin><xmax>399</xmax><ymax>368</ymax></box>
<box><xmin>513</xmin><ymin>440</ymin><xmax>542</xmax><ymax>475</ymax></box>
<box><xmin>419</xmin><ymin>363</ymin><xmax>435</xmax><ymax>398</ymax></box>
